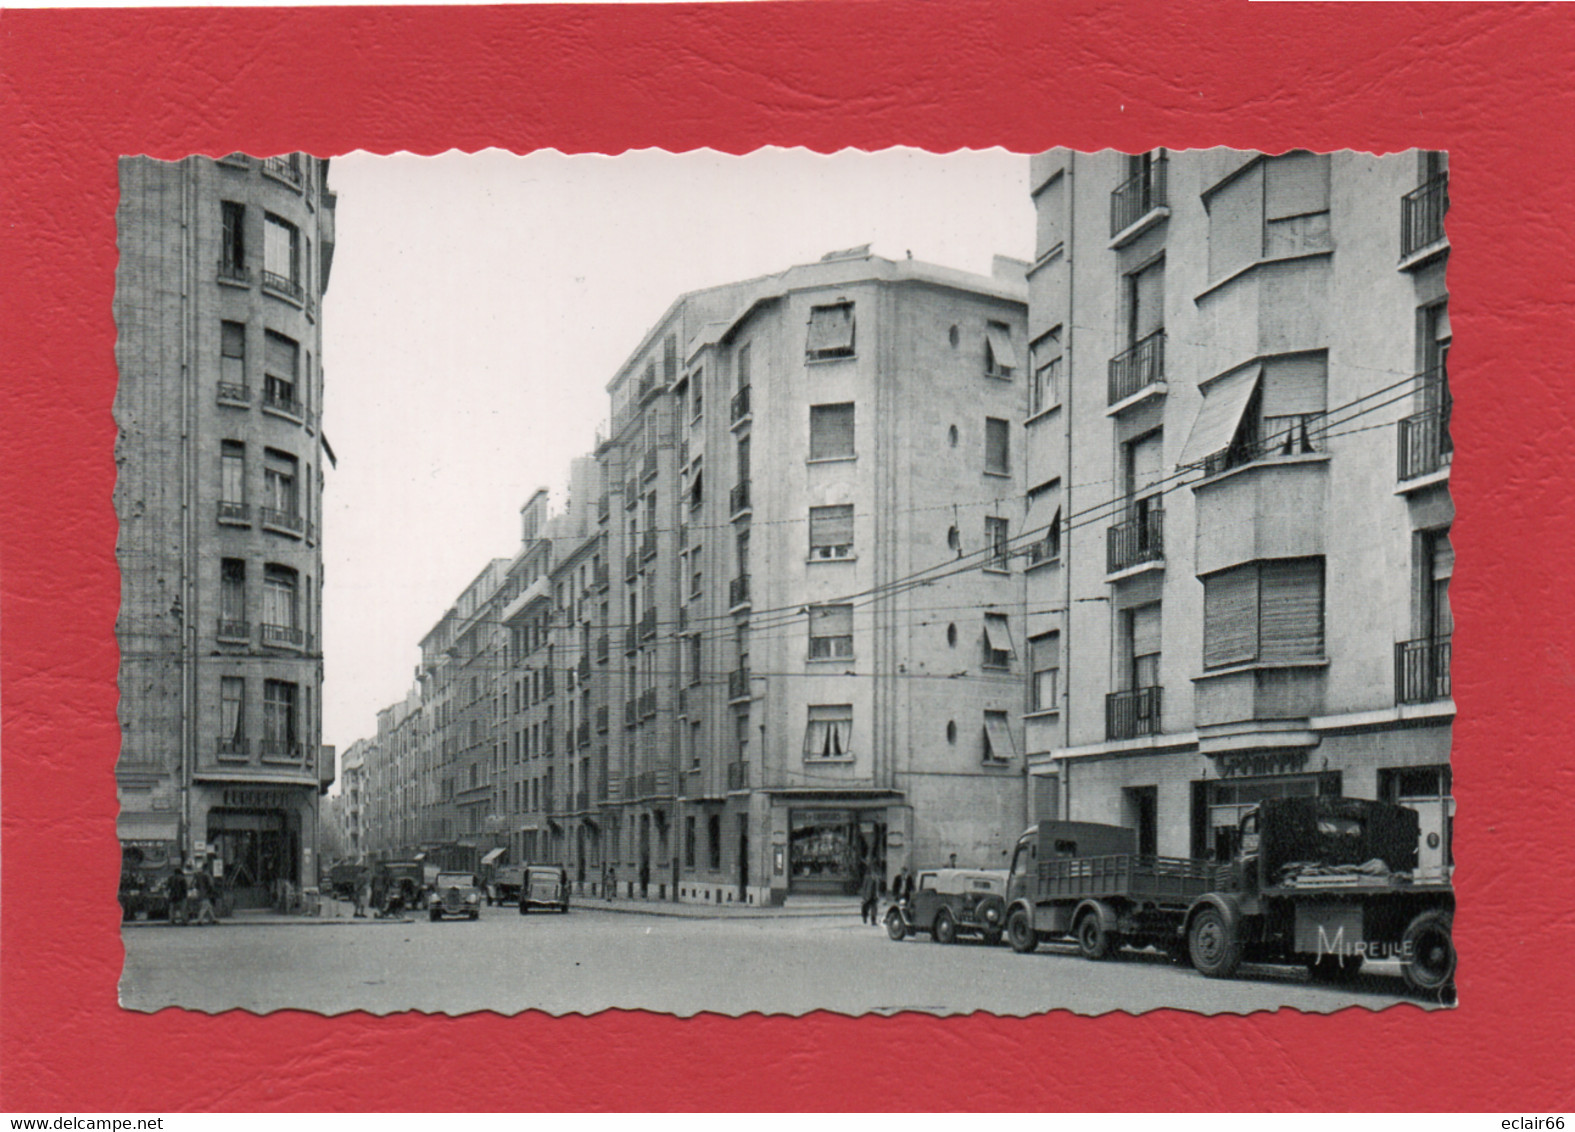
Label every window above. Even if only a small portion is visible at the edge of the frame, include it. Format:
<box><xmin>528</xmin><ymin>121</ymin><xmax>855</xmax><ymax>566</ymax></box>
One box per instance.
<box><xmin>809</xmin><ymin>402</ymin><xmax>855</xmax><ymax>460</ymax></box>
<box><xmin>1125</xmin><ymin>256</ymin><xmax>1165</xmax><ymax>345</ymax></box>
<box><xmin>985</xmin><ymin>321</ymin><xmax>1016</xmax><ymax>378</ymax></box>
<box><xmin>1207</xmin><ymin>152</ymin><xmax>1331</xmax><ymax>281</ymax></box>
<box><xmin>687</xmin><ymin>635</ymin><xmax>702</xmax><ymax>686</ymax></box>
<box><xmin>262</xmin><ymin>679</ymin><xmax>299</xmax><ymax>753</ymax></box>
<box><xmin>220</xmin><ymin>202</ymin><xmax>246</xmax><ymax>273</ymax></box>
<box><xmin>1123</xmin><ymin>603</ymin><xmax>1163</xmax><ymax>689</ymax></box>
<box><xmin>692</xmin><ymin>367</ymin><xmax>704</xmax><ymax>420</ymax></box>
<box><xmin>806</xmin><ymin>302</ymin><xmax>855</xmax><ymax>360</ymax></box>
<box><xmin>1419</xmin><ymin>529</ymin><xmax>1453</xmax><ymax>643</ymax></box>
<box><xmin>1025</xmin><ymin>480</ymin><xmax>1061</xmax><ymax>566</ymax></box>
<box><xmin>263</xmin><ymin>213</ymin><xmax>300</xmax><ymax>290</ymax></box>
<box><xmin>708</xmin><ymin>813</ymin><xmax>722</xmax><ymax>871</ymax></box>
<box><xmin>685</xmin><ymin>816</ymin><xmax>696</xmax><ymax>870</ymax></box>
<box><xmin>983</xmin><ymin>710</ymin><xmax>1016</xmax><ymax>763</ymax></box>
<box><xmin>985</xmin><ymin>516</ymin><xmax>1011</xmax><ymax>572</ymax></box>
<box><xmin>663</xmin><ymin>333</ymin><xmax>678</xmax><ymax>386</ymax></box>
<box><xmin>220</xmin><ymin>677</ymin><xmax>246</xmax><ymax>749</ymax></box>
<box><xmin>808</xmin><ymin>604</ymin><xmax>854</xmax><ymax>660</ymax></box>
<box><xmin>985</xmin><ymin>417</ymin><xmax>1011</xmax><ymax>475</ymax></box>
<box><xmin>1030</xmin><ymin>329</ymin><xmax>1062</xmax><ymax>415</ymax></box>
<box><xmin>1181</xmin><ymin>354</ymin><xmax>1328</xmax><ymax>475</ymax></box>
<box><xmin>1202</xmin><ymin>558</ymin><xmax>1325</xmax><ymax>669</ymax></box>
<box><xmin>803</xmin><ymin>704</ymin><xmax>853</xmax><ymax>760</ymax></box>
<box><xmin>220</xmin><ymin>558</ymin><xmax>246</xmax><ymax>624</ymax></box>
<box><xmin>809</xmin><ymin>504</ymin><xmax>854</xmax><ymax>559</ymax></box>
<box><xmin>264</xmin><ymin>331</ymin><xmax>300</xmax><ymax>413</ymax></box>
<box><xmin>262</xmin><ymin>566</ymin><xmax>299</xmax><ymax>634</ymax></box>
<box><xmin>983</xmin><ymin>613</ymin><xmax>1014</xmax><ymax>668</ymax></box>
<box><xmin>221</xmin><ymin>441</ymin><xmax>245</xmax><ymax>504</ymax></box>
<box><xmin>737</xmin><ymin>341</ymin><xmax>752</xmax><ymax>391</ymax></box>
<box><xmin>220</xmin><ymin>321</ymin><xmax>246</xmax><ymax>388</ymax></box>
<box><xmin>1031</xmin><ymin>632</ymin><xmax>1060</xmax><ymax>712</ymax></box>
<box><xmin>263</xmin><ymin>449</ymin><xmax>298</xmax><ymax>516</ymax></box>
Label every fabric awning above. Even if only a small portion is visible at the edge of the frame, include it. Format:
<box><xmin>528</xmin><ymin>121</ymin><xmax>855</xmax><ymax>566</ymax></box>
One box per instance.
<box><xmin>984</xmin><ymin>714</ymin><xmax>1018</xmax><ymax>762</ymax></box>
<box><xmin>985</xmin><ymin>322</ymin><xmax>1017</xmax><ymax>370</ymax></box>
<box><xmin>480</xmin><ymin>847</ymin><xmax>506</xmax><ymax>866</ymax></box>
<box><xmin>1179</xmin><ymin>365</ymin><xmax>1261</xmax><ymax>467</ymax></box>
<box><xmin>117</xmin><ymin>812</ymin><xmax>180</xmax><ymax>843</ymax></box>
<box><xmin>984</xmin><ymin>613</ymin><xmax>1015</xmax><ymax>656</ymax></box>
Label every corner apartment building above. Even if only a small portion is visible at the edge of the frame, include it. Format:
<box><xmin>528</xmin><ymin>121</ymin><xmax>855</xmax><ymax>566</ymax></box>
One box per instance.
<box><xmin>115</xmin><ymin>153</ymin><xmax>337</xmax><ymax>905</ymax></box>
<box><xmin>1024</xmin><ymin>149</ymin><xmax>1452</xmax><ymax>872</ymax></box>
<box><xmin>338</xmin><ymin>738</ymin><xmax>369</xmax><ymax>860</ymax></box>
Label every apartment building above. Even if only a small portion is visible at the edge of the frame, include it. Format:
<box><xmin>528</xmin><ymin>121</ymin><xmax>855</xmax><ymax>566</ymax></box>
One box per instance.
<box><xmin>115</xmin><ymin>154</ymin><xmax>337</xmax><ymax>905</ymax></box>
<box><xmin>1024</xmin><ymin>149</ymin><xmax>1452</xmax><ymax>871</ymax></box>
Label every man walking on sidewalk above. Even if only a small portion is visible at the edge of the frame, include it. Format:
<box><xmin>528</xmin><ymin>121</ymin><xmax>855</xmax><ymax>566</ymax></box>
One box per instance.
<box><xmin>860</xmin><ymin>864</ymin><xmax>879</xmax><ymax>925</ymax></box>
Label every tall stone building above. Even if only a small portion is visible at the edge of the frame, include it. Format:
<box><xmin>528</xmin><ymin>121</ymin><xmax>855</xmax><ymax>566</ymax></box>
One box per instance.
<box><xmin>1023</xmin><ymin>149</ymin><xmax>1452</xmax><ymax>871</ymax></box>
<box><xmin>115</xmin><ymin>154</ymin><xmax>337</xmax><ymax>905</ymax></box>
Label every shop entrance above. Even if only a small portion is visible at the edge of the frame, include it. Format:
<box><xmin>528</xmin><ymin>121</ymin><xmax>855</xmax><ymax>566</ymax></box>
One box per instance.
<box><xmin>788</xmin><ymin>809</ymin><xmax>886</xmax><ymax>896</ymax></box>
<box><xmin>1193</xmin><ymin>773</ymin><xmax>1341</xmax><ymax>862</ymax></box>
<box><xmin>207</xmin><ymin>809</ymin><xmax>294</xmax><ymax>909</ymax></box>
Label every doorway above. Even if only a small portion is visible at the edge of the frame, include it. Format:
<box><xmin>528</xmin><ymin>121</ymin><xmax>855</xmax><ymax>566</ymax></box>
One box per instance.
<box><xmin>1122</xmin><ymin>785</ymin><xmax>1158</xmax><ymax>857</ymax></box>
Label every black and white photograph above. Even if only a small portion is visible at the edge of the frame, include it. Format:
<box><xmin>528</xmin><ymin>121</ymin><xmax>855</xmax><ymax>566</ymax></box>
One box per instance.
<box><xmin>113</xmin><ymin>146</ymin><xmax>1455</xmax><ymax>1018</ymax></box>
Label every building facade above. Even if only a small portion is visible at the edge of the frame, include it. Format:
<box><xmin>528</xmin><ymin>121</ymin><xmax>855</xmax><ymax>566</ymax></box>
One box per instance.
<box><xmin>115</xmin><ymin>153</ymin><xmax>337</xmax><ymax>905</ymax></box>
<box><xmin>1024</xmin><ymin>149</ymin><xmax>1452</xmax><ymax>872</ymax></box>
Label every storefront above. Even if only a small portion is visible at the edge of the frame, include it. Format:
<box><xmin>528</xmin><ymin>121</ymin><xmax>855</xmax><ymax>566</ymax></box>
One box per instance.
<box><xmin>199</xmin><ymin>785</ymin><xmax>314</xmax><ymax>909</ymax></box>
<box><xmin>1194</xmin><ymin>768</ymin><xmax>1343</xmax><ymax>861</ymax></box>
<box><xmin>787</xmin><ymin>808</ymin><xmax>885</xmax><ymax>896</ymax></box>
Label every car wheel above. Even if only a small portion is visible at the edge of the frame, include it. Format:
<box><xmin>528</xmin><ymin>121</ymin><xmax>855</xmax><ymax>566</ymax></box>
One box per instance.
<box><xmin>1188</xmin><ymin>907</ymin><xmax>1242</xmax><ymax>979</ymax></box>
<box><xmin>884</xmin><ymin>907</ymin><xmax>908</xmax><ymax>942</ymax></box>
<box><xmin>1076</xmin><ymin>911</ymin><xmax>1113</xmax><ymax>960</ymax></box>
<box><xmin>933</xmin><ymin>908</ymin><xmax>957</xmax><ymax>945</ymax></box>
<box><xmin>1401</xmin><ymin>910</ymin><xmax>1455</xmax><ymax>993</ymax></box>
<box><xmin>1007</xmin><ymin>908</ymin><xmax>1038</xmax><ymax>954</ymax></box>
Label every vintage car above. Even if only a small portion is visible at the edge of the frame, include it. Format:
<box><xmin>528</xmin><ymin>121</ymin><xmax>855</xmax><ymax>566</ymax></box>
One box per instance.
<box><xmin>491</xmin><ymin>864</ymin><xmax>525</xmax><ymax>906</ymax></box>
<box><xmin>428</xmin><ymin>872</ymin><xmax>484</xmax><ymax>921</ymax></box>
<box><xmin>517</xmin><ymin>864</ymin><xmax>570</xmax><ymax>914</ymax></box>
<box><xmin>327</xmin><ymin>863</ymin><xmax>362</xmax><ymax>902</ymax></box>
<box><xmin>886</xmin><ymin>868</ymin><xmax>1009</xmax><ymax>945</ymax></box>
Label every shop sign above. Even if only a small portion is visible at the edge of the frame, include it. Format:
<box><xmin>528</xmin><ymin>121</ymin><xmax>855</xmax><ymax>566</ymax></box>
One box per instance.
<box><xmin>1216</xmin><ymin>750</ymin><xmax>1310</xmax><ymax>778</ymax></box>
<box><xmin>792</xmin><ymin>809</ymin><xmax>851</xmax><ymax>827</ymax></box>
<box><xmin>221</xmin><ymin>788</ymin><xmax>296</xmax><ymax>809</ymax></box>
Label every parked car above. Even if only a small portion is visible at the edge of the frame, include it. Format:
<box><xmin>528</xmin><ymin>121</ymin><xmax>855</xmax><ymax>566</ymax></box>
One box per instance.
<box><xmin>491</xmin><ymin>864</ymin><xmax>525</xmax><ymax>906</ymax></box>
<box><xmin>885</xmin><ymin>868</ymin><xmax>1008</xmax><ymax>945</ymax></box>
<box><xmin>428</xmin><ymin>872</ymin><xmax>483</xmax><ymax>921</ymax></box>
<box><xmin>382</xmin><ymin>860</ymin><xmax>429</xmax><ymax>911</ymax></box>
<box><xmin>517</xmin><ymin>864</ymin><xmax>570</xmax><ymax>914</ymax></box>
<box><xmin>327</xmin><ymin>863</ymin><xmax>362</xmax><ymax>901</ymax></box>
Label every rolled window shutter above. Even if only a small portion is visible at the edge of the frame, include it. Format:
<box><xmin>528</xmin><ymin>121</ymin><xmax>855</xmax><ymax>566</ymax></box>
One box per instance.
<box><xmin>1265</xmin><ymin>151</ymin><xmax>1330</xmax><ymax>219</ymax></box>
<box><xmin>1259</xmin><ymin>558</ymin><xmax>1324</xmax><ymax>660</ymax></box>
<box><xmin>1204</xmin><ymin>567</ymin><xmax>1258</xmax><ymax>667</ymax></box>
<box><xmin>811</xmin><ymin>404</ymin><xmax>855</xmax><ymax>459</ymax></box>
<box><xmin>265</xmin><ymin>331</ymin><xmax>298</xmax><ymax>378</ymax></box>
<box><xmin>810</xmin><ymin>505</ymin><xmax>854</xmax><ymax>547</ymax></box>
<box><xmin>1133</xmin><ymin>260</ymin><xmax>1165</xmax><ymax>338</ymax></box>
<box><xmin>1129</xmin><ymin>602</ymin><xmax>1162</xmax><ymax>658</ymax></box>
<box><xmin>1260</xmin><ymin>354</ymin><xmax>1328</xmax><ymax>417</ymax></box>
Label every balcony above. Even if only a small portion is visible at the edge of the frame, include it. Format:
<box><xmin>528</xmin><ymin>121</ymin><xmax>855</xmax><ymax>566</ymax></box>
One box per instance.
<box><xmin>260</xmin><ymin>739</ymin><xmax>301</xmax><ymax>761</ymax></box>
<box><xmin>216</xmin><ymin>501</ymin><xmax>251</xmax><ymax>527</ymax></box>
<box><xmin>625</xmin><ymin>699</ymin><xmax>638</xmax><ymax>729</ymax></box>
<box><xmin>729</xmin><ymin>574</ymin><xmax>750</xmax><ymax>610</ymax></box>
<box><xmin>596</xmin><ymin>633</ymin><xmax>609</xmax><ymax>663</ymax></box>
<box><xmin>1401</xmin><ymin>173</ymin><xmax>1448</xmax><ymax>259</ymax></box>
<box><xmin>625</xmin><ymin>552</ymin><xmax>639</xmax><ymax>581</ymax></box>
<box><xmin>595</xmin><ymin>705</ymin><xmax>609</xmax><ymax>733</ymax></box>
<box><xmin>639</xmin><ymin>608</ymin><xmax>658</xmax><ymax>640</ymax></box>
<box><xmin>259</xmin><ymin>507</ymin><xmax>305</xmax><ymax>538</ymax></box>
<box><xmin>262</xmin><ymin>387</ymin><xmax>305</xmax><ymax>421</ymax></box>
<box><xmin>731</xmin><ymin>384</ymin><xmax>752</xmax><ymax>425</ymax></box>
<box><xmin>726</xmin><ymin>760</ymin><xmax>750</xmax><ymax>791</ymax></box>
<box><xmin>216</xmin><ymin>259</ymin><xmax>252</xmax><ymax>287</ymax></box>
<box><xmin>1108</xmin><ymin>329</ymin><xmax>1166</xmax><ymax>405</ymax></box>
<box><xmin>1106</xmin><ymin>508</ymin><xmax>1164</xmax><ymax>574</ymax></box>
<box><xmin>262</xmin><ymin>154</ymin><xmax>303</xmax><ymax>187</ymax></box>
<box><xmin>261</xmin><ymin>270</ymin><xmax>305</xmax><ymax>304</ymax></box>
<box><xmin>260</xmin><ymin>623</ymin><xmax>306</xmax><ymax>650</ymax></box>
<box><xmin>729</xmin><ymin>479</ymin><xmax>751</xmax><ymax>518</ymax></box>
<box><xmin>1106</xmin><ymin>686</ymin><xmax>1162</xmax><ymax>741</ymax></box>
<box><xmin>640</xmin><ymin>529</ymin><xmax>657</xmax><ymax>561</ymax></box>
<box><xmin>1026</xmin><ymin>532</ymin><xmax>1060</xmax><ymax>568</ymax></box>
<box><xmin>1398</xmin><ymin>375</ymin><xmax>1452</xmax><ymax>481</ymax></box>
<box><xmin>1110</xmin><ymin>153</ymin><xmax>1168</xmax><ymax>238</ymax></box>
<box><xmin>216</xmin><ymin>737</ymin><xmax>250</xmax><ymax>759</ymax></box>
<box><xmin>216</xmin><ymin>382</ymin><xmax>250</xmax><ymax>408</ymax></box>
<box><xmin>1396</xmin><ymin>636</ymin><xmax>1451</xmax><ymax>704</ymax></box>
<box><xmin>1203</xmin><ymin>413</ymin><xmax>1328</xmax><ymax>478</ymax></box>
<box><xmin>635</xmin><ymin>768</ymin><xmax>674</xmax><ymax>799</ymax></box>
<box><xmin>639</xmin><ymin>688</ymin><xmax>658</xmax><ymax>718</ymax></box>
<box><xmin>642</xmin><ymin>447</ymin><xmax>658</xmax><ymax>481</ymax></box>
<box><xmin>728</xmin><ymin>668</ymin><xmax>750</xmax><ymax>703</ymax></box>
<box><xmin>216</xmin><ymin>619</ymin><xmax>250</xmax><ymax>644</ymax></box>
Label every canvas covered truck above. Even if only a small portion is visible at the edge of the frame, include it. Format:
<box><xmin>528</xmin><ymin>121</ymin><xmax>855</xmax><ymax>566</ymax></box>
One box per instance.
<box><xmin>1004</xmin><ymin>796</ymin><xmax>1456</xmax><ymax>995</ymax></box>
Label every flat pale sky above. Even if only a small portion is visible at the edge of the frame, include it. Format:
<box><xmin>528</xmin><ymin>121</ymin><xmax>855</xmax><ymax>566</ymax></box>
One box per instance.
<box><xmin>319</xmin><ymin>147</ymin><xmax>1034</xmax><ymax>754</ymax></box>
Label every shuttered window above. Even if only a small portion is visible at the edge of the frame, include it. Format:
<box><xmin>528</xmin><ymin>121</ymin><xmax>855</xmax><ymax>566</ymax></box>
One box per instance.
<box><xmin>1128</xmin><ymin>603</ymin><xmax>1162</xmax><ymax>688</ymax></box>
<box><xmin>1031</xmin><ymin>632</ymin><xmax>1060</xmax><ymax>712</ymax></box>
<box><xmin>985</xmin><ymin>322</ymin><xmax>1016</xmax><ymax>377</ymax></box>
<box><xmin>1207</xmin><ymin>162</ymin><xmax>1265</xmax><ymax>280</ymax></box>
<box><xmin>220</xmin><ymin>321</ymin><xmax>246</xmax><ymax>385</ymax></box>
<box><xmin>806</xmin><ymin>302</ymin><xmax>856</xmax><ymax>359</ymax></box>
<box><xmin>1126</xmin><ymin>429</ymin><xmax>1164</xmax><ymax>501</ymax></box>
<box><xmin>1129</xmin><ymin>257</ymin><xmax>1166</xmax><ymax>341</ymax></box>
<box><xmin>1203</xmin><ymin>558</ymin><xmax>1325</xmax><ymax>668</ymax></box>
<box><xmin>809</xmin><ymin>403</ymin><xmax>855</xmax><ymax>460</ymax></box>
<box><xmin>985</xmin><ymin>417</ymin><xmax>1011</xmax><ymax>475</ymax></box>
<box><xmin>265</xmin><ymin>330</ymin><xmax>298</xmax><ymax>380</ymax></box>
<box><xmin>983</xmin><ymin>711</ymin><xmax>1016</xmax><ymax>763</ymax></box>
<box><xmin>809</xmin><ymin>504</ymin><xmax>854</xmax><ymax>558</ymax></box>
<box><xmin>983</xmin><ymin>613</ymin><xmax>1014</xmax><ymax>667</ymax></box>
<box><xmin>808</xmin><ymin>604</ymin><xmax>854</xmax><ymax>659</ymax></box>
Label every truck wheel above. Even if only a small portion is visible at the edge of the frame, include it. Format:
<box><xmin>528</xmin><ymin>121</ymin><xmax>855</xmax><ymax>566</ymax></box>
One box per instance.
<box><xmin>1401</xmin><ymin>910</ymin><xmax>1456</xmax><ymax>993</ymax></box>
<box><xmin>1007</xmin><ymin>909</ymin><xmax>1038</xmax><ymax>954</ymax></box>
<box><xmin>1076</xmin><ymin>911</ymin><xmax>1113</xmax><ymax>960</ymax></box>
<box><xmin>1188</xmin><ymin>907</ymin><xmax>1242</xmax><ymax>979</ymax></box>
<box><xmin>933</xmin><ymin>908</ymin><xmax>957</xmax><ymax>945</ymax></box>
<box><xmin>884</xmin><ymin>907</ymin><xmax>908</xmax><ymax>941</ymax></box>
<box><xmin>1307</xmin><ymin>954</ymin><xmax>1364</xmax><ymax>983</ymax></box>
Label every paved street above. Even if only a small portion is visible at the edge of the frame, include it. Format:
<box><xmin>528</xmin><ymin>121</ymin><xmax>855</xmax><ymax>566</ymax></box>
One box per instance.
<box><xmin>121</xmin><ymin>903</ymin><xmax>1434</xmax><ymax>1016</ymax></box>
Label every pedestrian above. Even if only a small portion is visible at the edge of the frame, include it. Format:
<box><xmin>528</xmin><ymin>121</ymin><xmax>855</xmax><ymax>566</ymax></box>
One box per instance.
<box><xmin>370</xmin><ymin>869</ymin><xmax>388</xmax><ymax>918</ymax></box>
<box><xmin>948</xmin><ymin>852</ymin><xmax>958</xmax><ymax>868</ymax></box>
<box><xmin>166</xmin><ymin>866</ymin><xmax>188</xmax><ymax>926</ymax></box>
<box><xmin>638</xmin><ymin>858</ymin><xmax>650</xmax><ymax>900</ymax></box>
<box><xmin>602</xmin><ymin>861</ymin><xmax>614</xmax><ymax>902</ymax></box>
<box><xmin>194</xmin><ymin>861</ymin><xmax>218</xmax><ymax>925</ymax></box>
<box><xmin>860</xmin><ymin>864</ymin><xmax>879</xmax><ymax>925</ymax></box>
<box><xmin>354</xmin><ymin>866</ymin><xmax>370</xmax><ymax>918</ymax></box>
<box><xmin>902</xmin><ymin>866</ymin><xmax>916</xmax><ymax>905</ymax></box>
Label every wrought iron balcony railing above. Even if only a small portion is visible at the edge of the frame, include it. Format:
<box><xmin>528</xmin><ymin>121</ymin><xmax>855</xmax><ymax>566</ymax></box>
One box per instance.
<box><xmin>216</xmin><ymin>501</ymin><xmax>251</xmax><ymax>526</ymax></box>
<box><xmin>1401</xmin><ymin>173</ymin><xmax>1448</xmax><ymax>258</ymax></box>
<box><xmin>216</xmin><ymin>259</ymin><xmax>252</xmax><ymax>286</ymax></box>
<box><xmin>260</xmin><ymin>739</ymin><xmax>301</xmax><ymax>760</ymax></box>
<box><xmin>1108</xmin><ymin>329</ymin><xmax>1166</xmax><ymax>404</ymax></box>
<box><xmin>1107</xmin><ymin>508</ymin><xmax>1164</xmax><ymax>573</ymax></box>
<box><xmin>259</xmin><ymin>507</ymin><xmax>305</xmax><ymax>536</ymax></box>
<box><xmin>1398</xmin><ymin>371</ymin><xmax>1452</xmax><ymax>480</ymax></box>
<box><xmin>1110</xmin><ymin>153</ymin><xmax>1169</xmax><ymax>237</ymax></box>
<box><xmin>262</xmin><ymin>155</ymin><xmax>303</xmax><ymax>186</ymax></box>
<box><xmin>216</xmin><ymin>737</ymin><xmax>250</xmax><ymax>758</ymax></box>
<box><xmin>260</xmin><ymin>623</ymin><xmax>305</xmax><ymax>649</ymax></box>
<box><xmin>262</xmin><ymin>388</ymin><xmax>305</xmax><ymax>420</ymax></box>
<box><xmin>216</xmin><ymin>382</ymin><xmax>250</xmax><ymax>407</ymax></box>
<box><xmin>1106</xmin><ymin>686</ymin><xmax>1162</xmax><ymax>741</ymax></box>
<box><xmin>731</xmin><ymin>384</ymin><xmax>751</xmax><ymax>424</ymax></box>
<box><xmin>216</xmin><ymin>619</ymin><xmax>250</xmax><ymax>643</ymax></box>
<box><xmin>261</xmin><ymin>270</ymin><xmax>305</xmax><ymax>304</ymax></box>
<box><xmin>1203</xmin><ymin>413</ymin><xmax>1328</xmax><ymax>478</ymax></box>
<box><xmin>1396</xmin><ymin>636</ymin><xmax>1451</xmax><ymax>704</ymax></box>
